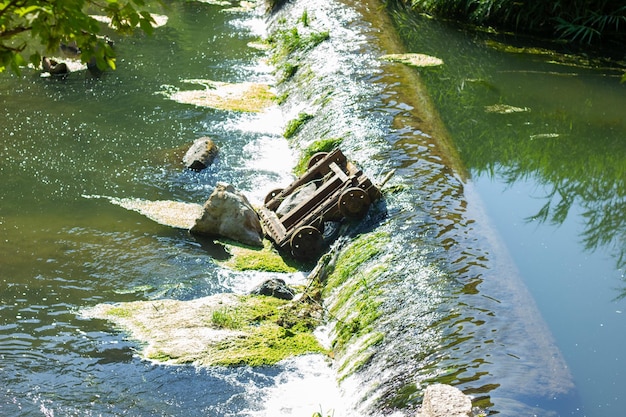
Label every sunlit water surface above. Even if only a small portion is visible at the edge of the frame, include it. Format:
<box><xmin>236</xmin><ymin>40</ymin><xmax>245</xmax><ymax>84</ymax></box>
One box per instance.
<box><xmin>388</xmin><ymin>6</ymin><xmax>626</xmax><ymax>417</ymax></box>
<box><xmin>2</xmin><ymin>1</ymin><xmax>625</xmax><ymax>417</ymax></box>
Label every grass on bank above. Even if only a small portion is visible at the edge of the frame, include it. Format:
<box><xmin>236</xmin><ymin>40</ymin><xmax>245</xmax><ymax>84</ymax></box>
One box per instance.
<box><xmin>398</xmin><ymin>0</ymin><xmax>626</xmax><ymax>45</ymax></box>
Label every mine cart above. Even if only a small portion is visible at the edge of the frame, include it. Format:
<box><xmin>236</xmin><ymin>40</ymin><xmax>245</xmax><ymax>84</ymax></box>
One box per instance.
<box><xmin>258</xmin><ymin>148</ymin><xmax>381</xmax><ymax>260</ymax></box>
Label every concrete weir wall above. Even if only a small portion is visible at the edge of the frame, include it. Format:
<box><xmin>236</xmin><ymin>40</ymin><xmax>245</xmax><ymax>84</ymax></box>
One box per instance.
<box><xmin>266</xmin><ymin>0</ymin><xmax>573</xmax><ymax>416</ymax></box>
<box><xmin>264</xmin><ymin>0</ymin><xmax>475</xmax><ymax>415</ymax></box>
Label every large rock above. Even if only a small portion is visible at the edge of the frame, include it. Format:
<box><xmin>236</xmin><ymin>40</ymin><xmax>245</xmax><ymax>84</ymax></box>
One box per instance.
<box><xmin>183</xmin><ymin>136</ymin><xmax>219</xmax><ymax>171</ymax></box>
<box><xmin>417</xmin><ymin>384</ymin><xmax>472</xmax><ymax>417</ymax></box>
<box><xmin>190</xmin><ymin>182</ymin><xmax>264</xmax><ymax>247</ymax></box>
<box><xmin>250</xmin><ymin>278</ymin><xmax>295</xmax><ymax>300</ymax></box>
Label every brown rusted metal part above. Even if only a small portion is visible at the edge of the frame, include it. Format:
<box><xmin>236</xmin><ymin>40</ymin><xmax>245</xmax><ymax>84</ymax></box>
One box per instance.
<box><xmin>259</xmin><ymin>149</ymin><xmax>381</xmax><ymax>259</ymax></box>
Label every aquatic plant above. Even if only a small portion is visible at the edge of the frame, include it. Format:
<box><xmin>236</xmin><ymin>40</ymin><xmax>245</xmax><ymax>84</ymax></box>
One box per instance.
<box><xmin>267</xmin><ymin>25</ymin><xmax>330</xmax><ymax>64</ymax></box>
<box><xmin>392</xmin><ymin>0</ymin><xmax>626</xmax><ymax>45</ymax></box>
<box><xmin>293</xmin><ymin>137</ymin><xmax>344</xmax><ymax>176</ymax></box>
<box><xmin>284</xmin><ymin>112</ymin><xmax>315</xmax><ymax>138</ymax></box>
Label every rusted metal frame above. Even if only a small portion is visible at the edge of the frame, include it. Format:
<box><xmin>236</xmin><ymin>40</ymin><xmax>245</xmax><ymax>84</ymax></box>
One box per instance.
<box><xmin>279</xmin><ymin>173</ymin><xmax>347</xmax><ymax>231</ymax></box>
<box><xmin>258</xmin><ymin>208</ymin><xmax>287</xmax><ymax>244</ymax></box>
<box><xmin>265</xmin><ymin>149</ymin><xmax>348</xmax><ymax>211</ymax></box>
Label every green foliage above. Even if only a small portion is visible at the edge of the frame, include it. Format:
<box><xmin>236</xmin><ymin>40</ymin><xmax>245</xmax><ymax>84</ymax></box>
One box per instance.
<box><xmin>398</xmin><ymin>0</ymin><xmax>626</xmax><ymax>44</ymax></box>
<box><xmin>0</xmin><ymin>0</ymin><xmax>159</xmax><ymax>73</ymax></box>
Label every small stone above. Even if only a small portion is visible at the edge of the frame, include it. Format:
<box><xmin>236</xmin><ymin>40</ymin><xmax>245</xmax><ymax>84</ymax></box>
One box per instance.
<box><xmin>250</xmin><ymin>278</ymin><xmax>295</xmax><ymax>300</ymax></box>
<box><xmin>183</xmin><ymin>136</ymin><xmax>219</xmax><ymax>171</ymax></box>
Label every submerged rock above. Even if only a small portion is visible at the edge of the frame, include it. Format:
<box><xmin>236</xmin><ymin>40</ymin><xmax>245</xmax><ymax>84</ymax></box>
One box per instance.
<box><xmin>164</xmin><ymin>79</ymin><xmax>276</xmax><ymax>112</ymax></box>
<box><xmin>380</xmin><ymin>53</ymin><xmax>444</xmax><ymax>67</ymax></box>
<box><xmin>81</xmin><ymin>293</ymin><xmax>326</xmax><ymax>367</ymax></box>
<box><xmin>417</xmin><ymin>384</ymin><xmax>472</xmax><ymax>417</ymax></box>
<box><xmin>183</xmin><ymin>136</ymin><xmax>219</xmax><ymax>171</ymax></box>
<box><xmin>84</xmin><ymin>195</ymin><xmax>203</xmax><ymax>229</ymax></box>
<box><xmin>190</xmin><ymin>182</ymin><xmax>264</xmax><ymax>247</ymax></box>
<box><xmin>250</xmin><ymin>278</ymin><xmax>295</xmax><ymax>300</ymax></box>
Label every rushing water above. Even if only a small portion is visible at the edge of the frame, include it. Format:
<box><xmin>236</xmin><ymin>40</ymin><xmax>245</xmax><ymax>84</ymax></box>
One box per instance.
<box><xmin>1</xmin><ymin>0</ymin><xmax>625</xmax><ymax>416</ymax></box>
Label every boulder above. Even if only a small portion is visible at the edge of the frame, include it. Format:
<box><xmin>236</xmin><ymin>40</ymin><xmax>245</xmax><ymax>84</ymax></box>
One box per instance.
<box><xmin>190</xmin><ymin>182</ymin><xmax>263</xmax><ymax>247</ymax></box>
<box><xmin>250</xmin><ymin>278</ymin><xmax>295</xmax><ymax>300</ymax></box>
<box><xmin>417</xmin><ymin>384</ymin><xmax>472</xmax><ymax>417</ymax></box>
<box><xmin>183</xmin><ymin>137</ymin><xmax>219</xmax><ymax>171</ymax></box>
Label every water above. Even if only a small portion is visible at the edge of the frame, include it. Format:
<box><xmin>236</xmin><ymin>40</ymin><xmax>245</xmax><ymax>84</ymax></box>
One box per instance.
<box><xmin>2</xmin><ymin>0</ymin><xmax>625</xmax><ymax>416</ymax></box>
<box><xmin>386</xmin><ymin>5</ymin><xmax>626</xmax><ymax>416</ymax></box>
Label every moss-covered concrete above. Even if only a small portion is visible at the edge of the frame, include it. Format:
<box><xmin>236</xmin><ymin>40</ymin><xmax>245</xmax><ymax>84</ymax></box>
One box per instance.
<box><xmin>218</xmin><ymin>239</ymin><xmax>302</xmax><ymax>273</ymax></box>
<box><xmin>165</xmin><ymin>79</ymin><xmax>276</xmax><ymax>112</ymax></box>
<box><xmin>82</xmin><ymin>293</ymin><xmax>328</xmax><ymax>367</ymax></box>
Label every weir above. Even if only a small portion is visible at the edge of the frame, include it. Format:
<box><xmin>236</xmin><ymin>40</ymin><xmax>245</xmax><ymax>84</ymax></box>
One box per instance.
<box><xmin>265</xmin><ymin>0</ymin><xmax>575</xmax><ymax>415</ymax></box>
<box><xmin>0</xmin><ymin>0</ymin><xmax>585</xmax><ymax>416</ymax></box>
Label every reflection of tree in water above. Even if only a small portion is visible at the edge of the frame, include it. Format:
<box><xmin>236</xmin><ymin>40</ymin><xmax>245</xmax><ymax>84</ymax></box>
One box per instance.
<box><xmin>389</xmin><ymin>7</ymin><xmax>626</xmax><ymax>296</ymax></box>
<box><xmin>505</xmin><ymin>163</ymin><xmax>626</xmax><ymax>272</ymax></box>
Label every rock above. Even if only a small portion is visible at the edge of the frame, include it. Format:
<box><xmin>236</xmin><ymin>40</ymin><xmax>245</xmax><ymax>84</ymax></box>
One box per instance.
<box><xmin>190</xmin><ymin>182</ymin><xmax>264</xmax><ymax>247</ymax></box>
<box><xmin>417</xmin><ymin>384</ymin><xmax>472</xmax><ymax>417</ymax></box>
<box><xmin>183</xmin><ymin>137</ymin><xmax>219</xmax><ymax>171</ymax></box>
<box><xmin>250</xmin><ymin>278</ymin><xmax>295</xmax><ymax>300</ymax></box>
<box><xmin>42</xmin><ymin>57</ymin><xmax>69</xmax><ymax>76</ymax></box>
<box><xmin>276</xmin><ymin>181</ymin><xmax>317</xmax><ymax>216</ymax></box>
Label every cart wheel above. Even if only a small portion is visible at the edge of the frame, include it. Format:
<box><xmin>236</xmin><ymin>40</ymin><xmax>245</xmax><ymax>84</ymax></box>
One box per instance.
<box><xmin>338</xmin><ymin>187</ymin><xmax>371</xmax><ymax>219</ymax></box>
<box><xmin>264</xmin><ymin>188</ymin><xmax>283</xmax><ymax>205</ymax></box>
<box><xmin>290</xmin><ymin>226</ymin><xmax>323</xmax><ymax>260</ymax></box>
<box><xmin>307</xmin><ymin>152</ymin><xmax>328</xmax><ymax>169</ymax></box>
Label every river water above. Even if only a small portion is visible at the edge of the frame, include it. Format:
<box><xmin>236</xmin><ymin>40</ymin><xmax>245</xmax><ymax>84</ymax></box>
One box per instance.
<box><xmin>1</xmin><ymin>0</ymin><xmax>625</xmax><ymax>416</ymax></box>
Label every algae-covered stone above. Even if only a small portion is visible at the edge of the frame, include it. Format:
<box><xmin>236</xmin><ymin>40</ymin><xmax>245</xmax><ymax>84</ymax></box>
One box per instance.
<box><xmin>81</xmin><ymin>293</ymin><xmax>327</xmax><ymax>367</ymax></box>
<box><xmin>217</xmin><ymin>239</ymin><xmax>300</xmax><ymax>273</ymax></box>
<box><xmin>380</xmin><ymin>53</ymin><xmax>444</xmax><ymax>68</ymax></box>
<box><xmin>165</xmin><ymin>79</ymin><xmax>276</xmax><ymax>112</ymax></box>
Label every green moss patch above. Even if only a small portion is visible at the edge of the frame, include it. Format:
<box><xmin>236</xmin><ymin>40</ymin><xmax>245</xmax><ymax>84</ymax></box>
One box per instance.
<box><xmin>219</xmin><ymin>239</ymin><xmax>301</xmax><ymax>273</ymax></box>
<box><xmin>293</xmin><ymin>137</ymin><xmax>344</xmax><ymax>176</ymax></box>
<box><xmin>82</xmin><ymin>293</ymin><xmax>327</xmax><ymax>367</ymax></box>
<box><xmin>283</xmin><ymin>112</ymin><xmax>314</xmax><ymax>138</ymax></box>
<box><xmin>165</xmin><ymin>79</ymin><xmax>276</xmax><ymax>113</ymax></box>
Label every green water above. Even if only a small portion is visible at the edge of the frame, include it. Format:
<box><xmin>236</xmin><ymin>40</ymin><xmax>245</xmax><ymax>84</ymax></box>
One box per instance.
<box><xmin>2</xmin><ymin>0</ymin><xmax>626</xmax><ymax>416</ymax></box>
<box><xmin>0</xmin><ymin>3</ymin><xmax>298</xmax><ymax>415</ymax></box>
<box><xmin>389</xmin><ymin>7</ymin><xmax>626</xmax><ymax>416</ymax></box>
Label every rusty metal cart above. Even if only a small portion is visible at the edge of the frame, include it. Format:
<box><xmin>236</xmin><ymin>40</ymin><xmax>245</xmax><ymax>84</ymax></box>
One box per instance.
<box><xmin>258</xmin><ymin>148</ymin><xmax>381</xmax><ymax>260</ymax></box>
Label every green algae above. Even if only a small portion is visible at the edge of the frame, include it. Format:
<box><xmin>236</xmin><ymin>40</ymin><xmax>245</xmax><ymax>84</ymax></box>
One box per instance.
<box><xmin>284</xmin><ymin>112</ymin><xmax>314</xmax><ymax>138</ymax></box>
<box><xmin>293</xmin><ymin>137</ymin><xmax>344</xmax><ymax>176</ymax></box>
<box><xmin>218</xmin><ymin>239</ymin><xmax>301</xmax><ymax>273</ymax></box>
<box><xmin>203</xmin><ymin>295</ymin><xmax>327</xmax><ymax>366</ymax></box>
<box><xmin>324</xmin><ymin>231</ymin><xmax>390</xmax><ymax>293</ymax></box>
<box><xmin>82</xmin><ymin>293</ymin><xmax>328</xmax><ymax>367</ymax></box>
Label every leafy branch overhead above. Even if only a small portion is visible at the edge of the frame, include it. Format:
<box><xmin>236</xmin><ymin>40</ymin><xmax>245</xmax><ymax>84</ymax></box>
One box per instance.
<box><xmin>0</xmin><ymin>0</ymin><xmax>159</xmax><ymax>73</ymax></box>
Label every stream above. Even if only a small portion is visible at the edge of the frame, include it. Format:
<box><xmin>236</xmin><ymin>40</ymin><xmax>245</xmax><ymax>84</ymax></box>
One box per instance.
<box><xmin>1</xmin><ymin>1</ymin><xmax>625</xmax><ymax>416</ymax></box>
